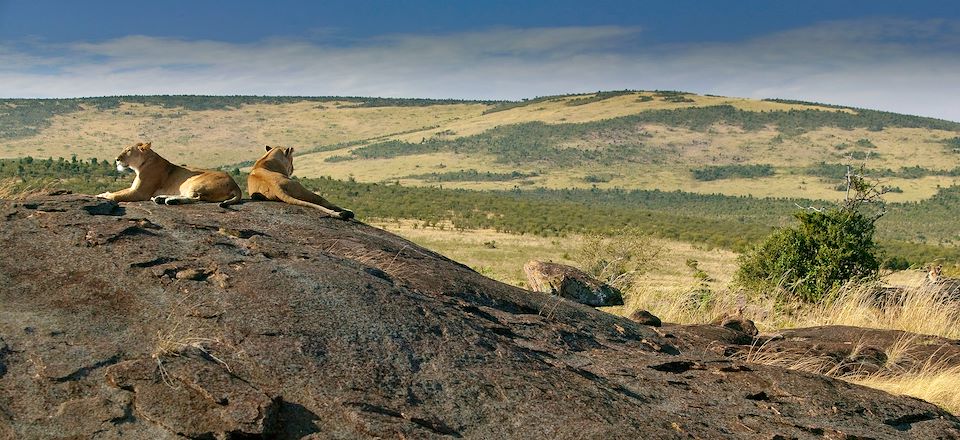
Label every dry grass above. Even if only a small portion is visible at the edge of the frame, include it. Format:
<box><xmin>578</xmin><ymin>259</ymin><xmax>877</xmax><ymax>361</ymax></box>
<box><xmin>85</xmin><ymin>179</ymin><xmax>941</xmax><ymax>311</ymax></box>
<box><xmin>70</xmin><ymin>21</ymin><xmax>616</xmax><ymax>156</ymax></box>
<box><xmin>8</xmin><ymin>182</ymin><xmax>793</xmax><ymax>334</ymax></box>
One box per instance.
<box><xmin>370</xmin><ymin>219</ymin><xmax>582</xmax><ymax>286</ymax></box>
<box><xmin>0</xmin><ymin>101</ymin><xmax>487</xmax><ymax>168</ymax></box>
<box><xmin>0</xmin><ymin>177</ymin><xmax>62</xmax><ymax>200</ymax></box>
<box><xmin>151</xmin><ymin>291</ymin><xmax>231</xmax><ymax>386</ymax></box>
<box><xmin>793</xmin><ymin>281</ymin><xmax>960</xmax><ymax>340</ymax></box>
<box><xmin>623</xmin><ymin>279</ymin><xmax>960</xmax><ymax>340</ymax></box>
<box><xmin>373</xmin><ymin>220</ymin><xmax>959</xmax><ymax>340</ymax></box>
<box><xmin>850</xmin><ymin>364</ymin><xmax>960</xmax><ymax>415</ymax></box>
<box><xmin>0</xmin><ymin>178</ymin><xmax>21</xmax><ymax>199</ymax></box>
<box><xmin>742</xmin><ymin>333</ymin><xmax>960</xmax><ymax>414</ymax></box>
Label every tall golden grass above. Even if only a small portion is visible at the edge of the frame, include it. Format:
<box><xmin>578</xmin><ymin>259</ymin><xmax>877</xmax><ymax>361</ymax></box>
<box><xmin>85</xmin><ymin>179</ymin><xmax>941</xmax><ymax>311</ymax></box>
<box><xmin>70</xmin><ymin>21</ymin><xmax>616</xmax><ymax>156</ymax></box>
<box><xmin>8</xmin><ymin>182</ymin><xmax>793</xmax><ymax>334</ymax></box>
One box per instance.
<box><xmin>625</xmin><ymin>279</ymin><xmax>960</xmax><ymax>340</ymax></box>
<box><xmin>0</xmin><ymin>177</ymin><xmax>60</xmax><ymax>200</ymax></box>
<box><xmin>850</xmin><ymin>365</ymin><xmax>960</xmax><ymax>415</ymax></box>
<box><xmin>626</xmin><ymin>280</ymin><xmax>960</xmax><ymax>413</ymax></box>
<box><xmin>741</xmin><ymin>333</ymin><xmax>960</xmax><ymax>414</ymax></box>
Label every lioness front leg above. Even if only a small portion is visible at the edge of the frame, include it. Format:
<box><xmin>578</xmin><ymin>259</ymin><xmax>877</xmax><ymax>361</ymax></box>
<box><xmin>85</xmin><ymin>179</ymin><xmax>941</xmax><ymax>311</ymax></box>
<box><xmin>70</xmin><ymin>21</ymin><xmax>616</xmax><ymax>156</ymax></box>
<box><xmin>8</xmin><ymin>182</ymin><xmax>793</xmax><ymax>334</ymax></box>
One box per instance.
<box><xmin>98</xmin><ymin>188</ymin><xmax>148</xmax><ymax>202</ymax></box>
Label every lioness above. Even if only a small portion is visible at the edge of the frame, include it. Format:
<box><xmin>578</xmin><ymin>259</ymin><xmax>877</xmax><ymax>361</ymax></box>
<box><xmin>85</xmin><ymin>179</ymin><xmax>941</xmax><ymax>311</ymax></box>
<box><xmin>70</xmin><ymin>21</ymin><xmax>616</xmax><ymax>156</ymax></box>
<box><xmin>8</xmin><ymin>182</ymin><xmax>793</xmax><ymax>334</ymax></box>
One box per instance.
<box><xmin>96</xmin><ymin>142</ymin><xmax>242</xmax><ymax>207</ymax></box>
<box><xmin>248</xmin><ymin>146</ymin><xmax>354</xmax><ymax>219</ymax></box>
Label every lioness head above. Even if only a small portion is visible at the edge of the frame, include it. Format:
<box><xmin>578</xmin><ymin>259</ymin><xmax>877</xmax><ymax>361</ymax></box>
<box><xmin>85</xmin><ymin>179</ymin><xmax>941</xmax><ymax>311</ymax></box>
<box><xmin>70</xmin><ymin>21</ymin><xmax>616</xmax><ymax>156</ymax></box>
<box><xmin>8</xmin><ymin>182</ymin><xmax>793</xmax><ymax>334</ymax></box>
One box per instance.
<box><xmin>115</xmin><ymin>142</ymin><xmax>154</xmax><ymax>172</ymax></box>
<box><xmin>260</xmin><ymin>145</ymin><xmax>295</xmax><ymax>176</ymax></box>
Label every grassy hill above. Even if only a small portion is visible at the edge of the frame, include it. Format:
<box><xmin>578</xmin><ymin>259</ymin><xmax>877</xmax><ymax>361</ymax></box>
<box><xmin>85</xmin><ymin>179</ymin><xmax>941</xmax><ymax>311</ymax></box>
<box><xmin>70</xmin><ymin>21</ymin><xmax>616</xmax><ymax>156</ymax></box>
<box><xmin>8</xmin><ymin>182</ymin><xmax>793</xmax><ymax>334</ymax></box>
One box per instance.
<box><xmin>3</xmin><ymin>91</ymin><xmax>960</xmax><ymax>265</ymax></box>
<box><xmin>2</xmin><ymin>91</ymin><xmax>957</xmax><ymax>204</ymax></box>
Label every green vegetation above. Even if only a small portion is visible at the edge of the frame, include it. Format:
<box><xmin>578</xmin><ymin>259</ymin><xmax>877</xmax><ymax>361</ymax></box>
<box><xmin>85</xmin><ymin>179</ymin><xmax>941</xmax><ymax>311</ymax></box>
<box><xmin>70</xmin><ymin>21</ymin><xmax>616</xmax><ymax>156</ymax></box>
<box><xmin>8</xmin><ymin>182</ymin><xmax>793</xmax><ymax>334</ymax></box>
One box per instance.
<box><xmin>737</xmin><ymin>173</ymin><xmax>885</xmax><ymax>302</ymax></box>
<box><xmin>692</xmin><ymin>164</ymin><xmax>775</xmax><ymax>181</ymax></box>
<box><xmin>406</xmin><ymin>169</ymin><xmax>538</xmax><ymax>182</ymax></box>
<box><xmin>481</xmin><ymin>95</ymin><xmax>567</xmax><ymax>114</ymax></box>
<box><xmin>330</xmin><ymin>105</ymin><xmax>960</xmax><ymax>166</ymax></box>
<box><xmin>736</xmin><ymin>207</ymin><xmax>880</xmax><ymax>302</ymax></box>
<box><xmin>0</xmin><ymin>156</ymin><xmax>123</xmax><ymax>194</ymax></box>
<box><xmin>655</xmin><ymin>90</ymin><xmax>696</xmax><ymax>103</ymax></box>
<box><xmin>4</xmin><ymin>156</ymin><xmax>960</xmax><ymax>266</ymax></box>
<box><xmin>855</xmin><ymin>138</ymin><xmax>876</xmax><ymax>148</ymax></box>
<box><xmin>804</xmin><ymin>162</ymin><xmax>960</xmax><ymax>180</ymax></box>
<box><xmin>0</xmin><ymin>99</ymin><xmax>83</xmax><ymax>139</ymax></box>
<box><xmin>763</xmin><ymin>98</ymin><xmax>959</xmax><ymax>131</ymax></box>
<box><xmin>582</xmin><ymin>173</ymin><xmax>617</xmax><ymax>183</ymax></box>
<box><xmin>335</xmin><ymin>128</ymin><xmax>646</xmax><ymax>166</ymax></box>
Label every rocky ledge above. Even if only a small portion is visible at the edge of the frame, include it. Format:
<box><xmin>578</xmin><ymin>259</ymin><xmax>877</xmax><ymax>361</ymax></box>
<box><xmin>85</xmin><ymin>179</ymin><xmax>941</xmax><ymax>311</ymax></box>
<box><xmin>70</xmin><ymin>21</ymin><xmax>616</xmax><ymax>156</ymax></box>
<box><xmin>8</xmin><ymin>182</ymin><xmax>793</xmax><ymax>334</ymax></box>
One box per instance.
<box><xmin>0</xmin><ymin>193</ymin><xmax>958</xmax><ymax>439</ymax></box>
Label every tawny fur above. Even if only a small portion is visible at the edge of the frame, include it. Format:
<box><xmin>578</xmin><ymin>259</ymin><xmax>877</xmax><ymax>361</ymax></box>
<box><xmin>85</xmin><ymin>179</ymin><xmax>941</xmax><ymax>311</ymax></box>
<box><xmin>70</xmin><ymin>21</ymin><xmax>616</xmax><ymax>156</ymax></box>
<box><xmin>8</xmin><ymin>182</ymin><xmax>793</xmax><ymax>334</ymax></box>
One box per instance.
<box><xmin>96</xmin><ymin>142</ymin><xmax>242</xmax><ymax>207</ymax></box>
<box><xmin>247</xmin><ymin>146</ymin><xmax>354</xmax><ymax>219</ymax></box>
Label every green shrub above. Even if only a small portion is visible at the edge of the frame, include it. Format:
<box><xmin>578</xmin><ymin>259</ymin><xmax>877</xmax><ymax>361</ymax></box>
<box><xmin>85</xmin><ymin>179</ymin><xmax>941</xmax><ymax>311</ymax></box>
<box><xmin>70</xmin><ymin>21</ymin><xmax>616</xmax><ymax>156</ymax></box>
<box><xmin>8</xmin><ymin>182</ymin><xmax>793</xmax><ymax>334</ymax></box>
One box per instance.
<box><xmin>736</xmin><ymin>208</ymin><xmax>880</xmax><ymax>302</ymax></box>
<box><xmin>855</xmin><ymin>138</ymin><xmax>876</xmax><ymax>148</ymax></box>
<box><xmin>583</xmin><ymin>173</ymin><xmax>616</xmax><ymax>183</ymax></box>
<box><xmin>736</xmin><ymin>172</ymin><xmax>883</xmax><ymax>302</ymax></box>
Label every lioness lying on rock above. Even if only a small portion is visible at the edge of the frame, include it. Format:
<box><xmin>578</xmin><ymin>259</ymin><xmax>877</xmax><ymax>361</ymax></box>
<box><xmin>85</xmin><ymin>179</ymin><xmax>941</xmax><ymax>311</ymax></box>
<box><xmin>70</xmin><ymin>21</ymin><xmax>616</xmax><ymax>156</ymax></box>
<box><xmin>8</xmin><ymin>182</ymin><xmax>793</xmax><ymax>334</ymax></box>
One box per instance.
<box><xmin>248</xmin><ymin>146</ymin><xmax>354</xmax><ymax>219</ymax></box>
<box><xmin>96</xmin><ymin>142</ymin><xmax>242</xmax><ymax>207</ymax></box>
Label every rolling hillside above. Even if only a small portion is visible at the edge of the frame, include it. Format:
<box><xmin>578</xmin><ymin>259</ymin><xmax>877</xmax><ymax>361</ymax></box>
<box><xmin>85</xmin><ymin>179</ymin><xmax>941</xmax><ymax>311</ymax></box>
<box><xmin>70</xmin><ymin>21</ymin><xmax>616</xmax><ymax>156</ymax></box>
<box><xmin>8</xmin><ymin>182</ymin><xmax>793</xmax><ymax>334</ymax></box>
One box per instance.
<box><xmin>4</xmin><ymin>92</ymin><xmax>960</xmax><ymax>264</ymax></box>
<box><xmin>2</xmin><ymin>91</ymin><xmax>959</xmax><ymax>204</ymax></box>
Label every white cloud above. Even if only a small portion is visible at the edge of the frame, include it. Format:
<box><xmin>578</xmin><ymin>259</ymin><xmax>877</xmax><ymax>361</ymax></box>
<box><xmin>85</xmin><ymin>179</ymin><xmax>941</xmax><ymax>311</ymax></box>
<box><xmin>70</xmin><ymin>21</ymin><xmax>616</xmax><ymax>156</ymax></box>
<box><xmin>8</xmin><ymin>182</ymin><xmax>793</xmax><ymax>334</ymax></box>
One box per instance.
<box><xmin>0</xmin><ymin>19</ymin><xmax>958</xmax><ymax>121</ymax></box>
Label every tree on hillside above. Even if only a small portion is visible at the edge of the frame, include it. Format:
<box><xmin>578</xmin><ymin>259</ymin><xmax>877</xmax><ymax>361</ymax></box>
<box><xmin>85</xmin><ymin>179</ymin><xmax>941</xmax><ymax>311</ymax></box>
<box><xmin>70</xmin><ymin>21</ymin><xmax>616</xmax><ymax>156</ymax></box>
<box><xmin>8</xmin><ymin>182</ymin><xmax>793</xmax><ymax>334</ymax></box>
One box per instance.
<box><xmin>735</xmin><ymin>166</ymin><xmax>885</xmax><ymax>302</ymax></box>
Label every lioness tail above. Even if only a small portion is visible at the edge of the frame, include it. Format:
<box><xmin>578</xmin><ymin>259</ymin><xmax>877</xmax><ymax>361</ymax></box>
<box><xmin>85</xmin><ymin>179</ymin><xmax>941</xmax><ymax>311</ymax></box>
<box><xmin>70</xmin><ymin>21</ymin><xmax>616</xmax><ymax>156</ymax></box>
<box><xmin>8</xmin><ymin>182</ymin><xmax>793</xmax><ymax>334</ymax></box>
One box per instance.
<box><xmin>218</xmin><ymin>191</ymin><xmax>243</xmax><ymax>208</ymax></box>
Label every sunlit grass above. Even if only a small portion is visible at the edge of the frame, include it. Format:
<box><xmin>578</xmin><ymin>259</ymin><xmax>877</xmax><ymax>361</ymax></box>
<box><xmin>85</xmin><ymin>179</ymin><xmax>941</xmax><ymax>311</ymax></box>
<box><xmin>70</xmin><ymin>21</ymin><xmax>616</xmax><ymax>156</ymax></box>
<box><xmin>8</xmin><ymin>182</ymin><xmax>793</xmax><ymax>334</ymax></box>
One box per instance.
<box><xmin>850</xmin><ymin>364</ymin><xmax>960</xmax><ymax>415</ymax></box>
<box><xmin>742</xmin><ymin>333</ymin><xmax>960</xmax><ymax>414</ymax></box>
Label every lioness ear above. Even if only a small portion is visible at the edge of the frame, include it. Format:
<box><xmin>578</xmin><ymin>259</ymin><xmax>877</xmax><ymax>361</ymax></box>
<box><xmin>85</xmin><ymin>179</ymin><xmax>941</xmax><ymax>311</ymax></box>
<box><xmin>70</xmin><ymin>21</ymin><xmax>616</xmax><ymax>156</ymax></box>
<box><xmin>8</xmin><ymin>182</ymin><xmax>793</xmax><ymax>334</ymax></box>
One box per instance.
<box><xmin>265</xmin><ymin>145</ymin><xmax>272</xmax><ymax>151</ymax></box>
<box><xmin>139</xmin><ymin>142</ymin><xmax>152</xmax><ymax>152</ymax></box>
<box><xmin>286</xmin><ymin>147</ymin><xmax>294</xmax><ymax>156</ymax></box>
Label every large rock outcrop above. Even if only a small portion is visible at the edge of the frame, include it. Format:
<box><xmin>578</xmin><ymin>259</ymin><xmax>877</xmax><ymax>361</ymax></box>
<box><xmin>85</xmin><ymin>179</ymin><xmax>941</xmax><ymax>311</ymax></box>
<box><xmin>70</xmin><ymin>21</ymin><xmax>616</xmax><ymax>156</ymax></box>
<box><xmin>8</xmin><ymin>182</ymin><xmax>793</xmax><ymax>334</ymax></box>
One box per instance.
<box><xmin>0</xmin><ymin>193</ymin><xmax>958</xmax><ymax>439</ymax></box>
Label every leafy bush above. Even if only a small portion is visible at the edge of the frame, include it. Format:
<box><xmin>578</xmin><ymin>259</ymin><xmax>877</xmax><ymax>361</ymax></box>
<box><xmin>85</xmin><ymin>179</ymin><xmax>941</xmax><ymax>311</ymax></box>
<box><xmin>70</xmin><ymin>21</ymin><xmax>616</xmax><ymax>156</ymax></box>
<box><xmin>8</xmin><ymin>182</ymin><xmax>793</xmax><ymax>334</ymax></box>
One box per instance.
<box><xmin>736</xmin><ymin>208</ymin><xmax>880</xmax><ymax>302</ymax></box>
<box><xmin>849</xmin><ymin>150</ymin><xmax>876</xmax><ymax>160</ymax></box>
<box><xmin>735</xmin><ymin>174</ymin><xmax>883</xmax><ymax>302</ymax></box>
<box><xmin>583</xmin><ymin>173</ymin><xmax>616</xmax><ymax>183</ymax></box>
<box><xmin>855</xmin><ymin>138</ymin><xmax>876</xmax><ymax>148</ymax></box>
<box><xmin>323</xmin><ymin>155</ymin><xmax>355</xmax><ymax>163</ymax></box>
<box><xmin>881</xmin><ymin>255</ymin><xmax>911</xmax><ymax>271</ymax></box>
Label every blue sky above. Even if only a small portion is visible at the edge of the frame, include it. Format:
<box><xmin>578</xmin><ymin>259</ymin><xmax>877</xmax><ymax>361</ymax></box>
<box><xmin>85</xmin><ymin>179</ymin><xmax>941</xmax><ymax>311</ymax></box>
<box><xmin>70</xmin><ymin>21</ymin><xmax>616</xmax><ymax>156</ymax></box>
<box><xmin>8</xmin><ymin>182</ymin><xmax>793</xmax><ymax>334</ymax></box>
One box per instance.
<box><xmin>1</xmin><ymin>0</ymin><xmax>959</xmax><ymax>120</ymax></box>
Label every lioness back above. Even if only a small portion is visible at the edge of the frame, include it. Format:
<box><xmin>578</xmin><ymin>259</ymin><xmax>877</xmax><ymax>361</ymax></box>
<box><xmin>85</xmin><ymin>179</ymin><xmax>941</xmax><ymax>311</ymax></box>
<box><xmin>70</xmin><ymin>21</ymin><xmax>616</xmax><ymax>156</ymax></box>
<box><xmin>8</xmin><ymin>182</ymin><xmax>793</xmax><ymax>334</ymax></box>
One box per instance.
<box><xmin>248</xmin><ymin>146</ymin><xmax>353</xmax><ymax>219</ymax></box>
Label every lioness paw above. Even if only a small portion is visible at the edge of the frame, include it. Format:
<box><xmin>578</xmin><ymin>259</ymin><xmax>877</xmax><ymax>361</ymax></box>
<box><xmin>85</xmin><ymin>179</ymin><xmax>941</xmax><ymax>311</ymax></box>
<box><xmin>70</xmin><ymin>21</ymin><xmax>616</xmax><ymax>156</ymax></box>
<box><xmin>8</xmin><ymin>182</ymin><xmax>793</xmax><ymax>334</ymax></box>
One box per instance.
<box><xmin>96</xmin><ymin>192</ymin><xmax>112</xmax><ymax>199</ymax></box>
<box><xmin>337</xmin><ymin>210</ymin><xmax>355</xmax><ymax>220</ymax></box>
<box><xmin>151</xmin><ymin>196</ymin><xmax>167</xmax><ymax>205</ymax></box>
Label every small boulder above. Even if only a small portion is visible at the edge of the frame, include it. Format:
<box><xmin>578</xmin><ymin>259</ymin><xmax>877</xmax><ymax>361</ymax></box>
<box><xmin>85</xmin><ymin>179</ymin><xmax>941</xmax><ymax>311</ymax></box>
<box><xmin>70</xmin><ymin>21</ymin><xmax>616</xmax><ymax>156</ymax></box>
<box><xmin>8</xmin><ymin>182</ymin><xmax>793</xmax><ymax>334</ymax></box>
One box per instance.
<box><xmin>711</xmin><ymin>315</ymin><xmax>758</xmax><ymax>337</ymax></box>
<box><xmin>628</xmin><ymin>309</ymin><xmax>662</xmax><ymax>327</ymax></box>
<box><xmin>523</xmin><ymin>260</ymin><xmax>624</xmax><ymax>307</ymax></box>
